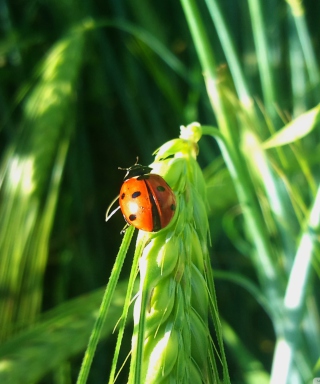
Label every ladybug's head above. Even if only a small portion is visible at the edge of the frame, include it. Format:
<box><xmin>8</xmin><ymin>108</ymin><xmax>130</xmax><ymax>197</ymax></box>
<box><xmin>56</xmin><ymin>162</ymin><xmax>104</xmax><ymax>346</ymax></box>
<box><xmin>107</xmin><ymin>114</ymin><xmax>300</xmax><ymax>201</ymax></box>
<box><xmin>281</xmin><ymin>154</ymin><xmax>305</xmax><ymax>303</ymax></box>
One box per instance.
<box><xmin>119</xmin><ymin>163</ymin><xmax>153</xmax><ymax>180</ymax></box>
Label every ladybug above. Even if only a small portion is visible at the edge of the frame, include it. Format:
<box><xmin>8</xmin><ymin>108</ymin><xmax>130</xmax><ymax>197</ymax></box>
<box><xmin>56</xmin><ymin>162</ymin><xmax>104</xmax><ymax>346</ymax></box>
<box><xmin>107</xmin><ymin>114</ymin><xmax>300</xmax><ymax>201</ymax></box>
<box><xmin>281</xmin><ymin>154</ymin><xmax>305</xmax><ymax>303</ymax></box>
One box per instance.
<box><xmin>106</xmin><ymin>163</ymin><xmax>176</xmax><ymax>232</ymax></box>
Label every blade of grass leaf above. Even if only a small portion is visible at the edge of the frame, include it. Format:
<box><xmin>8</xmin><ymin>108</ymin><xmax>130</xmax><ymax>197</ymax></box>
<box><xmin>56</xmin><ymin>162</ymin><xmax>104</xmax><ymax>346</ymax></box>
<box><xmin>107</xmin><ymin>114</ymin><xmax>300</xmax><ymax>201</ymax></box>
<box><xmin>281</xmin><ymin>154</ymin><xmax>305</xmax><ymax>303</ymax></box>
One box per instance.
<box><xmin>271</xmin><ymin>185</ymin><xmax>320</xmax><ymax>383</ymax></box>
<box><xmin>286</xmin><ymin>1</ymin><xmax>320</xmax><ymax>99</ymax></box>
<box><xmin>287</xmin><ymin>14</ymin><xmax>308</xmax><ymax>115</ymax></box>
<box><xmin>203</xmin><ymin>0</ymin><xmax>251</xmax><ymax>107</ymax></box>
<box><xmin>0</xmin><ymin>28</ymin><xmax>84</xmax><ymax>340</ymax></box>
<box><xmin>262</xmin><ymin>103</ymin><xmax>320</xmax><ymax>148</ymax></box>
<box><xmin>180</xmin><ymin>0</ymin><xmax>238</xmax><ymax>148</ymax></box>
<box><xmin>0</xmin><ymin>283</ymin><xmax>130</xmax><ymax>384</ymax></box>
<box><xmin>76</xmin><ymin>225</ymin><xmax>135</xmax><ymax>384</ymax></box>
<box><xmin>179</xmin><ymin>0</ymin><xmax>279</xmax><ymax>273</ymax></box>
<box><xmin>108</xmin><ymin>233</ymin><xmax>147</xmax><ymax>384</ymax></box>
<box><xmin>247</xmin><ymin>0</ymin><xmax>276</xmax><ymax>120</ymax></box>
<box><xmin>241</xmin><ymin>129</ymin><xmax>297</xmax><ymax>268</ymax></box>
<box><xmin>201</xmin><ymin>126</ymin><xmax>281</xmax><ymax>299</ymax></box>
<box><xmin>127</xmin><ymin>232</ymin><xmax>160</xmax><ymax>384</ymax></box>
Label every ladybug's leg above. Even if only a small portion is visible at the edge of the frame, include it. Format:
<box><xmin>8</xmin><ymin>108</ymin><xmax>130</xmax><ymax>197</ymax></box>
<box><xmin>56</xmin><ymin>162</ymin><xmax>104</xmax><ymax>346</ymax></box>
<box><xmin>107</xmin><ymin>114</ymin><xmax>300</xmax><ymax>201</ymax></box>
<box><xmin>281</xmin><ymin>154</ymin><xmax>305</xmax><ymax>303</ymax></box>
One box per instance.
<box><xmin>120</xmin><ymin>223</ymin><xmax>131</xmax><ymax>235</ymax></box>
<box><xmin>105</xmin><ymin>195</ymin><xmax>121</xmax><ymax>222</ymax></box>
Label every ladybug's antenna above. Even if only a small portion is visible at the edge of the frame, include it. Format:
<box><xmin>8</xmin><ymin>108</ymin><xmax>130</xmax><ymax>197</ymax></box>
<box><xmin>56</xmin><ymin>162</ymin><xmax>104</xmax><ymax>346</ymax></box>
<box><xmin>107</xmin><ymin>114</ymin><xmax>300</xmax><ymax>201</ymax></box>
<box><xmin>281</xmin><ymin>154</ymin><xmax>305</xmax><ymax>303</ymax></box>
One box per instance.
<box><xmin>117</xmin><ymin>157</ymin><xmax>139</xmax><ymax>171</ymax></box>
<box><xmin>105</xmin><ymin>195</ymin><xmax>121</xmax><ymax>222</ymax></box>
<box><xmin>118</xmin><ymin>157</ymin><xmax>138</xmax><ymax>168</ymax></box>
<box><xmin>118</xmin><ymin>157</ymin><xmax>140</xmax><ymax>179</ymax></box>
<box><xmin>118</xmin><ymin>158</ymin><xmax>152</xmax><ymax>180</ymax></box>
<box><xmin>117</xmin><ymin>166</ymin><xmax>130</xmax><ymax>179</ymax></box>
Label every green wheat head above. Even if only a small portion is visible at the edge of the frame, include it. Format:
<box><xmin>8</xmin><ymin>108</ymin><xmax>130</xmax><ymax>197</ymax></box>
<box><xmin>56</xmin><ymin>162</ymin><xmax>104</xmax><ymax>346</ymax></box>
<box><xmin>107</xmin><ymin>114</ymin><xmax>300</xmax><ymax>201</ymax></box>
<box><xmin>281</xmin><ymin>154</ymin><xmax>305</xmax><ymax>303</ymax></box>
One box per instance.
<box><xmin>128</xmin><ymin>123</ymin><xmax>221</xmax><ymax>383</ymax></box>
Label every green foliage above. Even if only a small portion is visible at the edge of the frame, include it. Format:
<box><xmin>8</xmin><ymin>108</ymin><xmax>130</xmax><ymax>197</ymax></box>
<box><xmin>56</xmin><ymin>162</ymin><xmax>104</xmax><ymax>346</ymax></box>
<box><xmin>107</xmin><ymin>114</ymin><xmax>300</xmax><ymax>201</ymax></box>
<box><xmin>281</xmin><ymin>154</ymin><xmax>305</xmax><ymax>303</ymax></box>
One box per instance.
<box><xmin>0</xmin><ymin>0</ymin><xmax>319</xmax><ymax>383</ymax></box>
<box><xmin>0</xmin><ymin>282</ymin><xmax>131</xmax><ymax>384</ymax></box>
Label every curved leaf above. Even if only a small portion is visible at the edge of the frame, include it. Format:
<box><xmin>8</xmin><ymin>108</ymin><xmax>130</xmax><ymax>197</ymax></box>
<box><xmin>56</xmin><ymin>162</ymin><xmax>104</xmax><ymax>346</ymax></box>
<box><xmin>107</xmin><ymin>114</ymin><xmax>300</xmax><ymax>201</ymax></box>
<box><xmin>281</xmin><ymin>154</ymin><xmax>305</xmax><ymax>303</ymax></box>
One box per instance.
<box><xmin>263</xmin><ymin>104</ymin><xmax>320</xmax><ymax>148</ymax></box>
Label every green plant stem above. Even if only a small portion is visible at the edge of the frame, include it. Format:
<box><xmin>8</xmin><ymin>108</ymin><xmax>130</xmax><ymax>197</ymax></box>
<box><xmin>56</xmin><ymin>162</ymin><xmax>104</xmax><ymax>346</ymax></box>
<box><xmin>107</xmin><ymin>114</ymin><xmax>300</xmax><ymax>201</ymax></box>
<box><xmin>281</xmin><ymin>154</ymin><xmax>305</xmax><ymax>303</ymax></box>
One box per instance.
<box><xmin>287</xmin><ymin>2</ymin><xmax>320</xmax><ymax>99</ymax></box>
<box><xmin>201</xmin><ymin>126</ymin><xmax>286</xmax><ymax>331</ymax></box>
<box><xmin>128</xmin><ymin>233</ymin><xmax>153</xmax><ymax>384</ymax></box>
<box><xmin>180</xmin><ymin>0</ymin><xmax>284</xmax><ymax>315</ymax></box>
<box><xmin>179</xmin><ymin>0</ymin><xmax>228</xmax><ymax>133</ymax></box>
<box><xmin>76</xmin><ymin>225</ymin><xmax>135</xmax><ymax>384</ymax></box>
<box><xmin>203</xmin><ymin>0</ymin><xmax>251</xmax><ymax>107</ymax></box>
<box><xmin>247</xmin><ymin>0</ymin><xmax>276</xmax><ymax>119</ymax></box>
<box><xmin>107</xmin><ymin>241</ymin><xmax>141</xmax><ymax>384</ymax></box>
<box><xmin>112</xmin><ymin>233</ymin><xmax>148</xmax><ymax>384</ymax></box>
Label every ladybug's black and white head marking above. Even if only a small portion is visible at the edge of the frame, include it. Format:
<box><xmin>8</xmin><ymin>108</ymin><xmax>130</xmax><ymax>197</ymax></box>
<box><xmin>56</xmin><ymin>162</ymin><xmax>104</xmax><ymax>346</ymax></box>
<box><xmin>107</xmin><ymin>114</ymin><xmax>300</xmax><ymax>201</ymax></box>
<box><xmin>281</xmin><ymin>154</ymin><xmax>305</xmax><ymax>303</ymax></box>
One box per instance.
<box><xmin>119</xmin><ymin>162</ymin><xmax>153</xmax><ymax>180</ymax></box>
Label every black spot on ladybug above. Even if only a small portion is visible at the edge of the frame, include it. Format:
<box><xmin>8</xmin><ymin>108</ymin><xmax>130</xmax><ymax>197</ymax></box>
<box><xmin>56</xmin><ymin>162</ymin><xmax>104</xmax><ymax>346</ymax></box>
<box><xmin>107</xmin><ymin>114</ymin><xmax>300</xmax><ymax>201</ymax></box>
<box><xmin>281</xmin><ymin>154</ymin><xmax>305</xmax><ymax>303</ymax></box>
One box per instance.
<box><xmin>129</xmin><ymin>214</ymin><xmax>137</xmax><ymax>222</ymax></box>
<box><xmin>137</xmin><ymin>174</ymin><xmax>150</xmax><ymax>181</ymax></box>
<box><xmin>120</xmin><ymin>193</ymin><xmax>125</xmax><ymax>199</ymax></box>
<box><xmin>132</xmin><ymin>191</ymin><xmax>141</xmax><ymax>198</ymax></box>
<box><xmin>156</xmin><ymin>185</ymin><xmax>166</xmax><ymax>192</ymax></box>
<box><xmin>171</xmin><ymin>204</ymin><xmax>176</xmax><ymax>211</ymax></box>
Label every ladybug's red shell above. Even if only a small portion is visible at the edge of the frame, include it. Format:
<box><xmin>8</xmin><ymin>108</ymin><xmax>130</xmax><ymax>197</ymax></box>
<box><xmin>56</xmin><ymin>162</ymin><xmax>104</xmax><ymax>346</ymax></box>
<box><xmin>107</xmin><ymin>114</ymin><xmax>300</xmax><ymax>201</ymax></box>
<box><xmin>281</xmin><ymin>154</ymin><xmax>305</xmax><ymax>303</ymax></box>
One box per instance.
<box><xmin>119</xmin><ymin>174</ymin><xmax>176</xmax><ymax>232</ymax></box>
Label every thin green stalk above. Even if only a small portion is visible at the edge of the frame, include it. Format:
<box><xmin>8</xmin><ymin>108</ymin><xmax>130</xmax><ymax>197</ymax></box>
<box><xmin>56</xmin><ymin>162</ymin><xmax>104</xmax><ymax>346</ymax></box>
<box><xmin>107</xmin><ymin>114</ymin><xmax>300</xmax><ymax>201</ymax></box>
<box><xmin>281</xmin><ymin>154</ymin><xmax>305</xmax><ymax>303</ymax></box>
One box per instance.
<box><xmin>131</xmin><ymin>255</ymin><xmax>149</xmax><ymax>384</ymax></box>
<box><xmin>203</xmin><ymin>0</ymin><xmax>251</xmax><ymax>107</ymax></box>
<box><xmin>180</xmin><ymin>0</ymin><xmax>250</xmax><ymax>198</ymax></box>
<box><xmin>247</xmin><ymin>0</ymin><xmax>276</xmax><ymax>119</ymax></box>
<box><xmin>76</xmin><ymin>225</ymin><xmax>135</xmax><ymax>384</ymax></box>
<box><xmin>286</xmin><ymin>1</ymin><xmax>320</xmax><ymax>99</ymax></box>
<box><xmin>201</xmin><ymin>126</ymin><xmax>283</xmax><ymax>315</ymax></box>
<box><xmin>179</xmin><ymin>0</ymin><xmax>228</xmax><ymax>133</ymax></box>
<box><xmin>107</xmin><ymin>235</ymin><xmax>145</xmax><ymax>384</ymax></box>
<box><xmin>287</xmin><ymin>14</ymin><xmax>307</xmax><ymax>114</ymax></box>
<box><xmin>180</xmin><ymin>0</ymin><xmax>283</xmax><ymax>317</ymax></box>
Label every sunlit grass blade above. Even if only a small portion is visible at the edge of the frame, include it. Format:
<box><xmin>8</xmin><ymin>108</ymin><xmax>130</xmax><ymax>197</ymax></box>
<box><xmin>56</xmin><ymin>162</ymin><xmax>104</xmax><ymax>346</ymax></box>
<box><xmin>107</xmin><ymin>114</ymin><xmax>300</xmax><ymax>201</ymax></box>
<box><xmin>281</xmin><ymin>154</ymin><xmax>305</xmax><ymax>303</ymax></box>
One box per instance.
<box><xmin>240</xmin><ymin>129</ymin><xmax>298</xmax><ymax>268</ymax></box>
<box><xmin>0</xmin><ymin>28</ymin><xmax>85</xmax><ymax>340</ymax></box>
<box><xmin>107</xmin><ymin>234</ymin><xmax>147</xmax><ymax>384</ymax></box>
<box><xmin>262</xmin><ymin>103</ymin><xmax>320</xmax><ymax>148</ymax></box>
<box><xmin>286</xmin><ymin>0</ymin><xmax>320</xmax><ymax>99</ymax></box>
<box><xmin>271</xmin><ymin>185</ymin><xmax>320</xmax><ymax>383</ymax></box>
<box><xmin>179</xmin><ymin>3</ymin><xmax>277</xmax><ymax>287</ymax></box>
<box><xmin>203</xmin><ymin>0</ymin><xmax>251</xmax><ymax>107</ymax></box>
<box><xmin>76</xmin><ymin>225</ymin><xmax>135</xmax><ymax>384</ymax></box>
<box><xmin>247</xmin><ymin>0</ymin><xmax>276</xmax><ymax>120</ymax></box>
<box><xmin>201</xmin><ymin>126</ymin><xmax>280</xmax><ymax>296</ymax></box>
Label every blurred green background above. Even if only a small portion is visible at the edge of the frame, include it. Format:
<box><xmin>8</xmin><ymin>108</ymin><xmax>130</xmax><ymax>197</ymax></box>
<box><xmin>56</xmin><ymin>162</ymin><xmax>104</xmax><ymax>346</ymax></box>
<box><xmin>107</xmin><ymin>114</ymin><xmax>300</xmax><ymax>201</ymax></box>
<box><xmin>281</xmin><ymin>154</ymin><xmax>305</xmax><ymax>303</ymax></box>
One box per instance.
<box><xmin>1</xmin><ymin>0</ymin><xmax>320</xmax><ymax>383</ymax></box>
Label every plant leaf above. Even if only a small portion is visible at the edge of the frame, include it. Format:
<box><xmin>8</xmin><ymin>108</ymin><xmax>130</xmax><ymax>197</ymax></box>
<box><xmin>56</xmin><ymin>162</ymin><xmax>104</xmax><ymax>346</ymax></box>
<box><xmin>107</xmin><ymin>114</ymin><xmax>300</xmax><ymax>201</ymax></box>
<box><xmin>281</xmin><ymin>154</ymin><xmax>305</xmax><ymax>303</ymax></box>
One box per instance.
<box><xmin>0</xmin><ymin>282</ymin><xmax>132</xmax><ymax>384</ymax></box>
<box><xmin>263</xmin><ymin>104</ymin><xmax>320</xmax><ymax>148</ymax></box>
